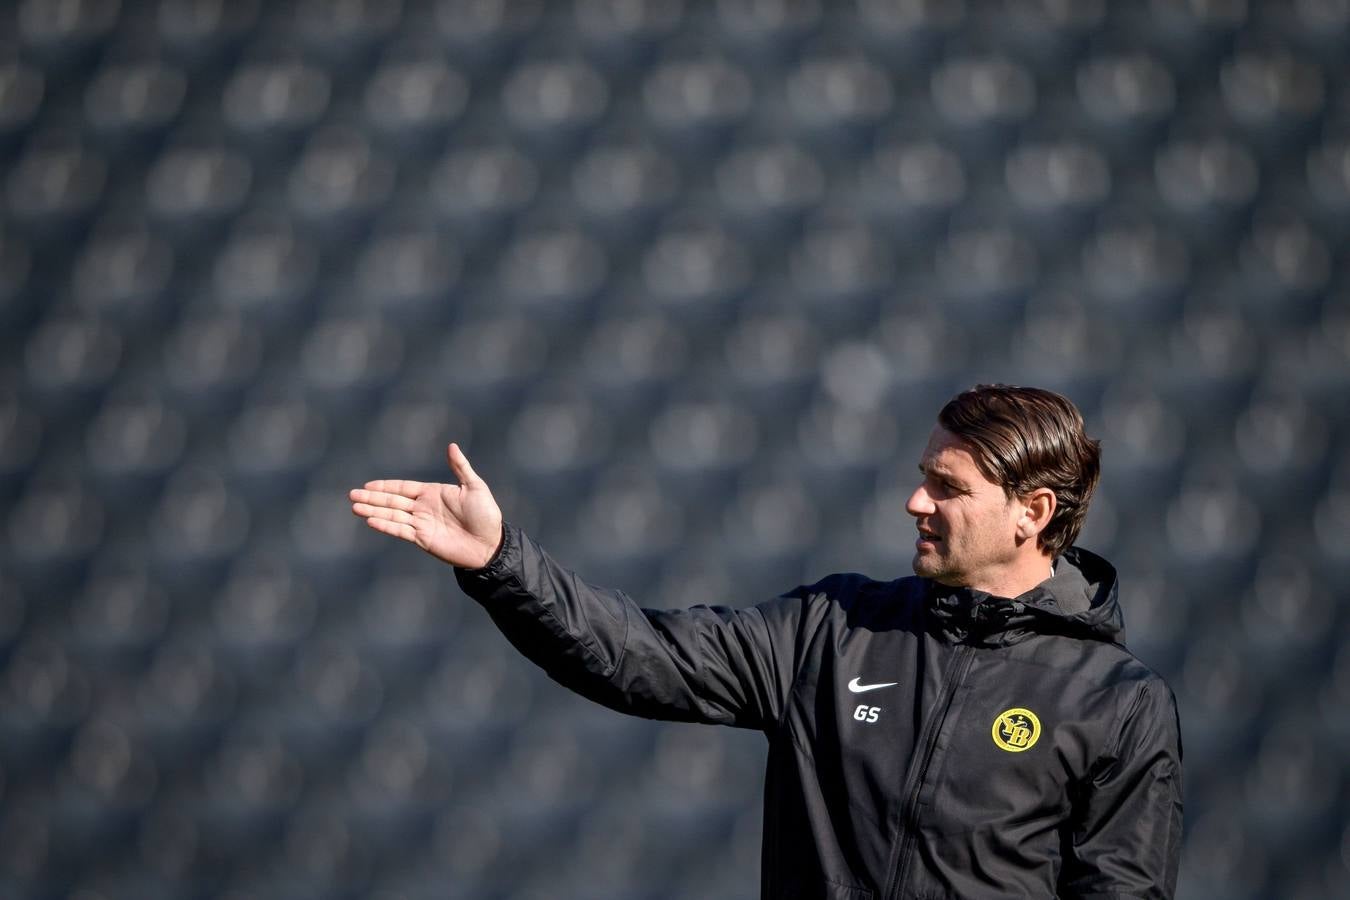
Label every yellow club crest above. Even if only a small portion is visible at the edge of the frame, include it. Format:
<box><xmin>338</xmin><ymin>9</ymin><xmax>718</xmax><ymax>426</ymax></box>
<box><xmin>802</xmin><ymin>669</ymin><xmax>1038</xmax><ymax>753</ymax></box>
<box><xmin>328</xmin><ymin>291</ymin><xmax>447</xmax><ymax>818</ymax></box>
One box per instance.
<box><xmin>992</xmin><ymin>707</ymin><xmax>1041</xmax><ymax>752</ymax></box>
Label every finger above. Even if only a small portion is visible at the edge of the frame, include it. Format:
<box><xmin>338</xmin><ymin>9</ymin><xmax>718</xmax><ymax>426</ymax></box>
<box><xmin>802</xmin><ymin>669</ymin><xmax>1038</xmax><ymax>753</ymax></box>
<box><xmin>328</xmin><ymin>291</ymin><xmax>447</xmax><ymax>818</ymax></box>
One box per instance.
<box><xmin>447</xmin><ymin>442</ymin><xmax>482</xmax><ymax>487</ymax></box>
<box><xmin>352</xmin><ymin>502</ymin><xmax>414</xmax><ymax>526</ymax></box>
<box><xmin>349</xmin><ymin>489</ymin><xmax>417</xmax><ymax>512</ymax></box>
<box><xmin>363</xmin><ymin>516</ymin><xmax>417</xmax><ymax>542</ymax></box>
<box><xmin>361</xmin><ymin>479</ymin><xmax>425</xmax><ymax>498</ymax></box>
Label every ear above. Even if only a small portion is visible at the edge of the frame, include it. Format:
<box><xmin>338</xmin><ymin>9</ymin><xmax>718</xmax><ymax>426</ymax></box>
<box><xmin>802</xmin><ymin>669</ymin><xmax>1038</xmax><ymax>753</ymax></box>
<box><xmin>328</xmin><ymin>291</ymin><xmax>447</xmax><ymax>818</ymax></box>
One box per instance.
<box><xmin>1016</xmin><ymin>488</ymin><xmax>1056</xmax><ymax>541</ymax></box>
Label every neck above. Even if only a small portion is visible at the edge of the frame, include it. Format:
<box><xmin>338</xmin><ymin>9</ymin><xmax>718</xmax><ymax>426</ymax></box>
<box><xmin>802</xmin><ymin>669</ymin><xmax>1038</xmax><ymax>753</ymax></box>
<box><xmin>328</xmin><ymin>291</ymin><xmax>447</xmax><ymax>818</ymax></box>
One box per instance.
<box><xmin>959</xmin><ymin>555</ymin><xmax>1056</xmax><ymax>600</ymax></box>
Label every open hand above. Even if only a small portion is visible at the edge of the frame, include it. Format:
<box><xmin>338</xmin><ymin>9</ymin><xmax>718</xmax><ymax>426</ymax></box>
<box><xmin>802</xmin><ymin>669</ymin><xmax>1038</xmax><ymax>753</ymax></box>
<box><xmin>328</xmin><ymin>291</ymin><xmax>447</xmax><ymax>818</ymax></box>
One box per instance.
<box><xmin>349</xmin><ymin>442</ymin><xmax>504</xmax><ymax>569</ymax></box>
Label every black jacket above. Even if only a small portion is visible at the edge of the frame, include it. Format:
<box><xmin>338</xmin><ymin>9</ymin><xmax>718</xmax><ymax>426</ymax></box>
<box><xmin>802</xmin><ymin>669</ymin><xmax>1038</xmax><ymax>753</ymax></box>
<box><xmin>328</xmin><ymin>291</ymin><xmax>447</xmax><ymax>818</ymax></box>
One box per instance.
<box><xmin>455</xmin><ymin>524</ymin><xmax>1183</xmax><ymax>899</ymax></box>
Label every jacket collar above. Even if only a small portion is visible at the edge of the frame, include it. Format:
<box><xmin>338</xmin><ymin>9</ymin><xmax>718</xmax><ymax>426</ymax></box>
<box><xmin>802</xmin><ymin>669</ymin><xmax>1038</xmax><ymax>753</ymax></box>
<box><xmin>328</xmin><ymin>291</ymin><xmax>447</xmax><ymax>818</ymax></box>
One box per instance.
<box><xmin>923</xmin><ymin>546</ymin><xmax>1124</xmax><ymax>647</ymax></box>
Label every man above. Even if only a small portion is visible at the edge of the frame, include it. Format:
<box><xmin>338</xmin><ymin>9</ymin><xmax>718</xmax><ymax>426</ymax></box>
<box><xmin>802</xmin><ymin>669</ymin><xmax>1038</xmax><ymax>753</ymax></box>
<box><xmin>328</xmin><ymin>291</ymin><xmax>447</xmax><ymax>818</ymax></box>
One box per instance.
<box><xmin>349</xmin><ymin>384</ymin><xmax>1183</xmax><ymax>899</ymax></box>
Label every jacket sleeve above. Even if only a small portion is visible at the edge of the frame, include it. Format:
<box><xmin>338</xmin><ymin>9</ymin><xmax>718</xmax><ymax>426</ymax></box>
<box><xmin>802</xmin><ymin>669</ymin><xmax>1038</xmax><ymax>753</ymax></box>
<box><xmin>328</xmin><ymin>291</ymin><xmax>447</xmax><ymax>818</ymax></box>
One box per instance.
<box><xmin>1058</xmin><ymin>676</ymin><xmax>1184</xmax><ymax>900</ymax></box>
<box><xmin>453</xmin><ymin>523</ymin><xmax>810</xmax><ymax>731</ymax></box>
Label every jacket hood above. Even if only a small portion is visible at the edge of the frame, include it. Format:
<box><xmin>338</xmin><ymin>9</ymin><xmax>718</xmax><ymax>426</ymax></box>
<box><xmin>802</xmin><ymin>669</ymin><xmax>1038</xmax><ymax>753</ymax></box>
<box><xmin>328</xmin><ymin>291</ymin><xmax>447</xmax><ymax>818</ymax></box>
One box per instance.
<box><xmin>924</xmin><ymin>546</ymin><xmax>1124</xmax><ymax>647</ymax></box>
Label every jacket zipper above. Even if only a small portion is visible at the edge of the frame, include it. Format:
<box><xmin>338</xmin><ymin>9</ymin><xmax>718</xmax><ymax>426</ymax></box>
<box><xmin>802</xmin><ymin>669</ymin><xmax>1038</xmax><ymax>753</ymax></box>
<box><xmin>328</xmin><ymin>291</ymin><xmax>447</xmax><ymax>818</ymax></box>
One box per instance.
<box><xmin>882</xmin><ymin>643</ymin><xmax>976</xmax><ymax>900</ymax></box>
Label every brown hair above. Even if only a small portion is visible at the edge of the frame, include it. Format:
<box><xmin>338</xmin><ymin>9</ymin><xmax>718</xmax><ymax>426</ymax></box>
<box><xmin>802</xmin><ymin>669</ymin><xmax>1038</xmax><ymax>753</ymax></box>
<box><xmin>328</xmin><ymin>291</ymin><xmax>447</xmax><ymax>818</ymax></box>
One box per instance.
<box><xmin>938</xmin><ymin>384</ymin><xmax>1101</xmax><ymax>556</ymax></box>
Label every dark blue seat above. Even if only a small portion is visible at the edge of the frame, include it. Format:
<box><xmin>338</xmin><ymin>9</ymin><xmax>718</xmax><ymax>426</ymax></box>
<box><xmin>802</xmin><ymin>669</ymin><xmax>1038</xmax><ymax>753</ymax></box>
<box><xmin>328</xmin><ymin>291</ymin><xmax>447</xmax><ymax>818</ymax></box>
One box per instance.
<box><xmin>82</xmin><ymin>60</ymin><xmax>188</xmax><ymax>155</ymax></box>
<box><xmin>1078</xmin><ymin>217</ymin><xmax>1191</xmax><ymax>331</ymax></box>
<box><xmin>1073</xmin><ymin>51</ymin><xmax>1177</xmax><ymax>158</ymax></box>
<box><xmin>6</xmin><ymin>137</ymin><xmax>108</xmax><ymax>241</ymax></box>
<box><xmin>1234</xmin><ymin>551</ymin><xmax>1336</xmax><ymax>683</ymax></box>
<box><xmin>358</xmin><ymin>389</ymin><xmax>474</xmax><ymax>484</ymax></box>
<box><xmin>266</xmin><ymin>635</ymin><xmax>386</xmax><ymax>763</ymax></box>
<box><xmin>1304</xmin><ymin>127</ymin><xmax>1350</xmax><ymax>228</ymax></box>
<box><xmin>934</xmin><ymin>222</ymin><xmax>1040</xmax><ymax>327</ymax></box>
<box><xmin>641</xmin><ymin>51</ymin><xmax>754</xmax><ymax>153</ymax></box>
<box><xmin>853</xmin><ymin>0</ymin><xmax>963</xmax><ymax>72</ymax></box>
<box><xmin>1240</xmin><ymin>714</ymin><xmax>1343</xmax><ymax>858</ymax></box>
<box><xmin>285</xmin><ymin>128</ymin><xmax>396</xmax><ymax>242</ymax></box>
<box><xmin>433</xmin><ymin>0</ymin><xmax>544</xmax><ymax>72</ymax></box>
<box><xmin>1312</xmin><ymin>477</ymin><xmax>1350</xmax><ymax>594</ymax></box>
<box><xmin>716</xmin><ymin>469</ymin><xmax>824</xmax><ymax>601</ymax></box>
<box><xmin>156</xmin><ymin>0</ymin><xmax>260</xmax><ymax>66</ymax></box>
<box><xmin>417</xmin><ymin>633</ymin><xmax>537</xmax><ymax>754</ymax></box>
<box><xmin>134</xmin><ymin>635</ymin><xmax>238</xmax><ymax>767</ymax></box>
<box><xmin>1153</xmin><ymin>133</ymin><xmax>1261</xmax><ymax>249</ymax></box>
<box><xmin>780</xmin><ymin>218</ymin><xmax>894</xmax><ymax>330</ymax></box>
<box><xmin>208</xmin><ymin>549</ymin><xmax>316</xmax><ymax>680</ymax></box>
<box><xmin>793</xmin><ymin>394</ymin><xmax>900</xmax><ymax>505</ymax></box>
<box><xmin>293</xmin><ymin>0</ymin><xmax>401</xmax><ymax>66</ymax></box>
<box><xmin>1218</xmin><ymin>46</ymin><xmax>1325</xmax><ymax>159</ymax></box>
<box><xmin>1172</xmin><ymin>795</ymin><xmax>1271</xmax><ymax>900</ymax></box>
<box><xmin>490</xmin><ymin>222</ymin><xmax>611</xmax><ymax>325</ymax></box>
<box><xmin>560</xmin><ymin>462</ymin><xmax>687</xmax><ymax>590</ymax></box>
<box><xmin>712</xmin><ymin>139</ymin><xmax>826</xmax><ymax>240</ymax></box>
<box><xmin>1139</xmin><ymin>300</ymin><xmax>1262</xmax><ymax>427</ymax></box>
<box><xmin>0</xmin><ymin>60</ymin><xmax>47</xmax><ymax>152</ymax></box>
<box><xmin>362</xmin><ymin>55</ymin><xmax>470</xmax><ymax>156</ymax></box>
<box><xmin>575</xmin><ymin>312</ymin><xmax>689</xmax><ymax>416</ymax></box>
<box><xmin>427</xmin><ymin>140</ymin><xmax>542</xmax><ymax>249</ymax></box>
<box><xmin>196</xmin><ymin>728</ymin><xmax>308</xmax><ymax>865</ymax></box>
<box><xmin>209</xmin><ymin>212</ymin><xmax>321</xmax><ymax>332</ymax></box>
<box><xmin>781</xmin><ymin>46</ymin><xmax>895</xmax><ymax>152</ymax></box>
<box><xmin>0</xmin><ymin>635</ymin><xmax>93</xmax><ymax>771</ymax></box>
<box><xmin>713</xmin><ymin>0</ymin><xmax>823</xmax><ymax>60</ymax></box>
<box><xmin>644</xmin><ymin>388</ymin><xmax>760</xmax><ymax>510</ymax></box>
<box><xmin>1231</xmin><ymin>390</ymin><xmax>1331</xmax><ymax>510</ymax></box>
<box><xmin>717</xmin><ymin>311</ymin><xmax>820</xmax><ymax>416</ymax></box>
<box><xmin>928</xmin><ymin>52</ymin><xmax>1037</xmax><ymax>159</ymax></box>
<box><xmin>68</xmin><ymin>552</ymin><xmax>171</xmax><ymax>672</ymax></box>
<box><xmin>1126</xmin><ymin>0</ymin><xmax>1249</xmax><ymax>81</ymax></box>
<box><xmin>500</xmin><ymin>55</ymin><xmax>610</xmax><ymax>155</ymax></box>
<box><xmin>158</xmin><ymin>312</ymin><xmax>264</xmax><ymax>425</ymax></box>
<box><xmin>221</xmin><ymin>392</ymin><xmax>331</xmax><ymax>506</ymax></box>
<box><xmin>52</xmin><ymin>716</ymin><xmax>162</xmax><ymax>859</ymax></box>
<box><xmin>17</xmin><ymin>0</ymin><xmax>121</xmax><ymax>67</ymax></box>
<box><xmin>221</xmin><ymin>60</ymin><xmax>332</xmax><ymax>158</ymax></box>
<box><xmin>144</xmin><ymin>141</ymin><xmax>255</xmax><ymax>246</ymax></box>
<box><xmin>1094</xmin><ymin>379</ymin><xmax>1189</xmax><ymax>519</ymax></box>
<box><xmin>1003</xmin><ymin>137</ymin><xmax>1113</xmax><ymax>242</ymax></box>
<box><xmin>852</xmin><ymin>132</ymin><xmax>967</xmax><ymax>243</ymax></box>
<box><xmin>84</xmin><ymin>388</ymin><xmax>189</xmax><ymax>507</ymax></box>
<box><xmin>981</xmin><ymin>0</ymin><xmax>1105</xmax><ymax>75</ymax></box>
<box><xmin>287</xmin><ymin>463</ymin><xmax>387</xmax><ymax>589</ymax></box>
<box><xmin>1231</xmin><ymin>210</ymin><xmax>1333</xmax><ymax>327</ymax></box>
<box><xmin>572</xmin><ymin>0</ymin><xmax>686</xmax><ymax>68</ymax></box>
<box><xmin>567</xmin><ymin>138</ymin><xmax>682</xmax><ymax>244</ymax></box>
<box><xmin>293</xmin><ymin>314</ymin><xmax>406</xmax><ymax>416</ymax></box>
<box><xmin>503</xmin><ymin>384</ymin><xmax>613</xmax><ymax>514</ymax></box>
<box><xmin>349</xmin><ymin>223</ymin><xmax>464</xmax><ymax>329</ymax></box>
<box><xmin>68</xmin><ymin>220</ymin><xmax>177</xmax><ymax>330</ymax></box>
<box><xmin>6</xmin><ymin>472</ymin><xmax>107</xmax><ymax>596</ymax></box>
<box><xmin>1161</xmin><ymin>464</ymin><xmax>1265</xmax><ymax>601</ymax></box>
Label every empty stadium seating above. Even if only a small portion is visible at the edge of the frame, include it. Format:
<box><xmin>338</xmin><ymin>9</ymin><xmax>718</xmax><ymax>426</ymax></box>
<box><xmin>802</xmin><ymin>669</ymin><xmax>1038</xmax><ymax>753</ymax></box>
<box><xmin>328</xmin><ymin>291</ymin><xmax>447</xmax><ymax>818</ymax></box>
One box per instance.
<box><xmin>1</xmin><ymin>2</ymin><xmax>1347</xmax><ymax>898</ymax></box>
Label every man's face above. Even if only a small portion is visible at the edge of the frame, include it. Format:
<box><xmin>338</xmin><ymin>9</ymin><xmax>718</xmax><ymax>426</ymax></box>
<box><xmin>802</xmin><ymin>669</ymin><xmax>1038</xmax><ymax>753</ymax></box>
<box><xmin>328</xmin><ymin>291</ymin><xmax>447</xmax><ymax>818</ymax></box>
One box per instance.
<box><xmin>906</xmin><ymin>425</ymin><xmax>1025</xmax><ymax>589</ymax></box>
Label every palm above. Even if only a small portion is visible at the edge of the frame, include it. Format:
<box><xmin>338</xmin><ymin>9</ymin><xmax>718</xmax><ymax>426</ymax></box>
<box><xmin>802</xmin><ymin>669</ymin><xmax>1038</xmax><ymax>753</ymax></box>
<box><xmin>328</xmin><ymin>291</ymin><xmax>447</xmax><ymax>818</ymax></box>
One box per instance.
<box><xmin>349</xmin><ymin>443</ymin><xmax>503</xmax><ymax>569</ymax></box>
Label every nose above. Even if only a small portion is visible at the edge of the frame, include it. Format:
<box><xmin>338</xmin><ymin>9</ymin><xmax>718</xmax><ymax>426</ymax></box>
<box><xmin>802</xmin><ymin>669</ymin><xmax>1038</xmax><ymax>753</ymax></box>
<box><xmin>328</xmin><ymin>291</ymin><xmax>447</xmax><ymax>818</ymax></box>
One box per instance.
<box><xmin>906</xmin><ymin>483</ymin><xmax>935</xmax><ymax>518</ymax></box>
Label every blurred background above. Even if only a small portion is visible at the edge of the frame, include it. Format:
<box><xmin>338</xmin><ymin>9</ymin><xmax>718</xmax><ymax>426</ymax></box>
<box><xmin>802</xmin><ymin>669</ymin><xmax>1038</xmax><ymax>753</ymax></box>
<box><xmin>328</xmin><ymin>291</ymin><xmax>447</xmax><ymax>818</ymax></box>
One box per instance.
<box><xmin>1</xmin><ymin>0</ymin><xmax>1348</xmax><ymax>897</ymax></box>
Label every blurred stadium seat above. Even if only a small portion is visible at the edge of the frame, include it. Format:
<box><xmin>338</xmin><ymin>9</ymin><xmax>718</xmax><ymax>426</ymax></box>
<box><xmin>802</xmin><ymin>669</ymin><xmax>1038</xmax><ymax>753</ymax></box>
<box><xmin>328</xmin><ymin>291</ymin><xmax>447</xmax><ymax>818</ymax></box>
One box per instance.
<box><xmin>0</xmin><ymin>1</ymin><xmax>1345</xmax><ymax>896</ymax></box>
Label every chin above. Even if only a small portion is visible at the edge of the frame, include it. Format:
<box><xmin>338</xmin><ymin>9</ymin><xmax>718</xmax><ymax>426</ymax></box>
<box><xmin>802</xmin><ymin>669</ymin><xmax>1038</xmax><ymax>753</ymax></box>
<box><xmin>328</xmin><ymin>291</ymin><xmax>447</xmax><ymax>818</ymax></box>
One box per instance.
<box><xmin>912</xmin><ymin>554</ymin><xmax>967</xmax><ymax>587</ymax></box>
<box><xmin>911</xmin><ymin>554</ymin><xmax>942</xmax><ymax>579</ymax></box>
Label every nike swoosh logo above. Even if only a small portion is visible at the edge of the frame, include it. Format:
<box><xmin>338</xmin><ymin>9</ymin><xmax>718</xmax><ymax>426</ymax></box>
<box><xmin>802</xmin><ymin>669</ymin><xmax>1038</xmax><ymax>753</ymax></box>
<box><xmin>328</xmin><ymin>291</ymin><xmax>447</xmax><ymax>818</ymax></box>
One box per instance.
<box><xmin>848</xmin><ymin>677</ymin><xmax>898</xmax><ymax>693</ymax></box>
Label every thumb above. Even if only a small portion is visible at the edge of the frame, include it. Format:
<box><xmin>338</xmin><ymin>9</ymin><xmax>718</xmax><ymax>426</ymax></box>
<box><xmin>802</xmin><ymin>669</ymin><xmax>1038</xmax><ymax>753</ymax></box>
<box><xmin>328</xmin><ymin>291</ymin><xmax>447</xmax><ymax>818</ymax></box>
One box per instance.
<box><xmin>446</xmin><ymin>442</ymin><xmax>483</xmax><ymax>487</ymax></box>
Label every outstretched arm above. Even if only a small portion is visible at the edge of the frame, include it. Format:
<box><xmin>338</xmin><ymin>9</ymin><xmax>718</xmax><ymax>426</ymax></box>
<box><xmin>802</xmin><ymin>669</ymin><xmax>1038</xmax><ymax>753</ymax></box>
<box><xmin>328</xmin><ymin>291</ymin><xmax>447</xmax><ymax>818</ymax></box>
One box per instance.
<box><xmin>350</xmin><ymin>443</ymin><xmax>807</xmax><ymax>729</ymax></box>
<box><xmin>349</xmin><ymin>442</ymin><xmax>504</xmax><ymax>569</ymax></box>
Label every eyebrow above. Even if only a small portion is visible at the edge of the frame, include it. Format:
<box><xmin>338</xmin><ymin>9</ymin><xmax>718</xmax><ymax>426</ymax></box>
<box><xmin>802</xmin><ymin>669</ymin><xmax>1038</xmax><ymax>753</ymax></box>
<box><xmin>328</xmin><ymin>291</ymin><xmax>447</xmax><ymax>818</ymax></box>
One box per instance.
<box><xmin>918</xmin><ymin>462</ymin><xmax>967</xmax><ymax>487</ymax></box>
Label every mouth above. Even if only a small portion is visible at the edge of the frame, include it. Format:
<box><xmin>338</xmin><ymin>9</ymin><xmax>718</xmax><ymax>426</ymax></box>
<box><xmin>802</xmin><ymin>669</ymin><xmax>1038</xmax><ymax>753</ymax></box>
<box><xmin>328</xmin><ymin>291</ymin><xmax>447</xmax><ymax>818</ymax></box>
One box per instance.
<box><xmin>916</xmin><ymin>527</ymin><xmax>941</xmax><ymax>548</ymax></box>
